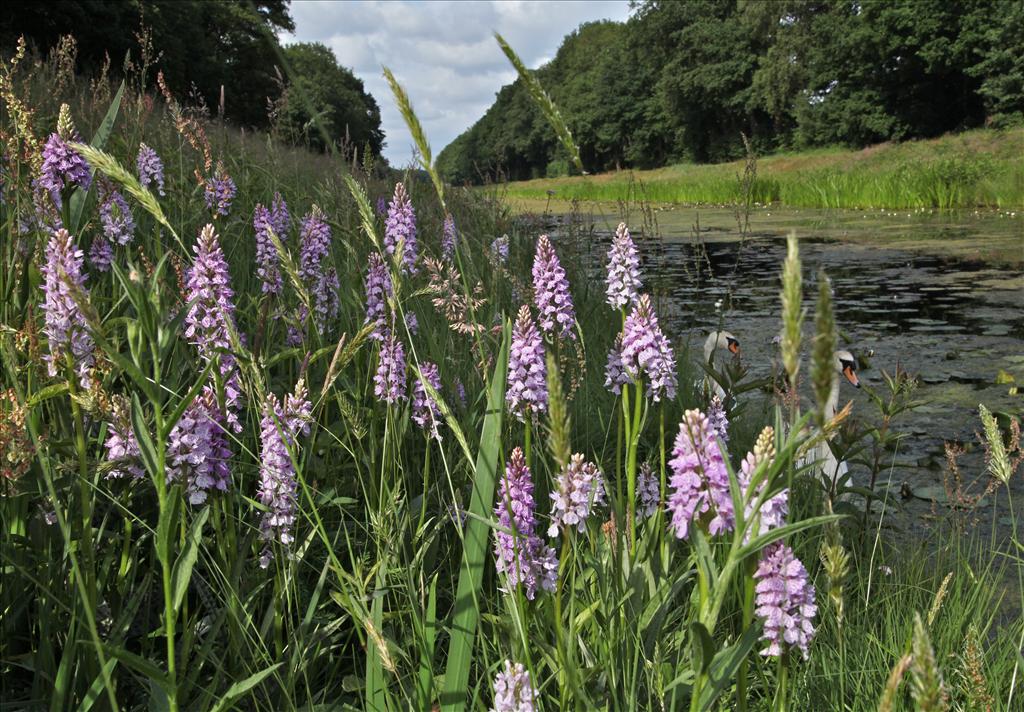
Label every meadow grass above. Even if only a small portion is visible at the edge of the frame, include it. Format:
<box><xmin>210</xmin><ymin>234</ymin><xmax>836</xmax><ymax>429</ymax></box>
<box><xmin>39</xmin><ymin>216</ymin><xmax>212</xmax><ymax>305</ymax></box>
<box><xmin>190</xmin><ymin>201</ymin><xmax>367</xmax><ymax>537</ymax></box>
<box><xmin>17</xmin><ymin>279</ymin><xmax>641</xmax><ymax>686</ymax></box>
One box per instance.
<box><xmin>500</xmin><ymin>130</ymin><xmax>1024</xmax><ymax>211</ymax></box>
<box><xmin>0</xmin><ymin>38</ymin><xmax>1021</xmax><ymax>712</ymax></box>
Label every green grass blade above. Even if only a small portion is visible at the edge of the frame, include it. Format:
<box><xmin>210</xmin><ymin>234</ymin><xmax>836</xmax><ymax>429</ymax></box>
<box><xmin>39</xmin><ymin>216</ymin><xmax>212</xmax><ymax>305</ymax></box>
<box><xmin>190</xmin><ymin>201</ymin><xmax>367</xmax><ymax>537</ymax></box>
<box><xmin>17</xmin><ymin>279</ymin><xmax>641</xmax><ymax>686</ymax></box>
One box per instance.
<box><xmin>440</xmin><ymin>323</ymin><xmax>510</xmax><ymax>711</ymax></box>
<box><xmin>365</xmin><ymin>565</ymin><xmax>388</xmax><ymax>712</ymax></box>
<box><xmin>207</xmin><ymin>663</ymin><xmax>283</xmax><ymax>712</ymax></box>
<box><xmin>76</xmin><ymin>659</ymin><xmax>120</xmax><ymax>712</ymax></box>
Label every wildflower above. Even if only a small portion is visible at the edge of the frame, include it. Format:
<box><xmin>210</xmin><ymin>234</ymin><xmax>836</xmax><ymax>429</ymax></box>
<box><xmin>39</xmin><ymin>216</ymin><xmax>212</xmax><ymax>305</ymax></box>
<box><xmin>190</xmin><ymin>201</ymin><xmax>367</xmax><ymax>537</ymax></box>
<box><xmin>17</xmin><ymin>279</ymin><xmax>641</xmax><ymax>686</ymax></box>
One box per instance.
<box><xmin>405</xmin><ymin>311</ymin><xmax>419</xmax><ymax>335</ymax></box>
<box><xmin>313</xmin><ymin>268</ymin><xmax>340</xmax><ymax>333</ymax></box>
<box><xmin>373</xmin><ymin>328</ymin><xmax>407</xmax><ymax>404</ymax></box>
<box><xmin>490</xmin><ymin>660</ymin><xmax>539</xmax><ymax>712</ymax></box>
<box><xmin>203</xmin><ymin>161</ymin><xmax>237</xmax><ymax>217</ymax></box>
<box><xmin>184</xmin><ymin>224</ymin><xmax>243</xmax><ymax>430</ymax></box>
<box><xmin>376</xmin><ymin>195</ymin><xmax>387</xmax><ymax>217</ymax></box>
<box><xmin>442</xmin><ymin>213</ymin><xmax>458</xmax><ymax>260</ymax></box>
<box><xmin>606</xmin><ymin>222</ymin><xmax>642</xmax><ymax>309</ymax></box>
<box><xmin>548</xmin><ymin>453</ymin><xmax>605</xmax><ymax>535</ymax></box>
<box><xmin>97</xmin><ymin>188</ymin><xmax>135</xmax><ymax>246</ymax></box>
<box><xmin>41</xmin><ymin>229</ymin><xmax>94</xmax><ymax>387</ymax></box>
<box><xmin>707</xmin><ymin>395</ymin><xmax>729</xmax><ymax>446</ymax></box>
<box><xmin>167</xmin><ymin>387</ymin><xmax>232</xmax><ymax>505</ymax></box>
<box><xmin>364</xmin><ymin>252</ymin><xmax>392</xmax><ymax>339</ymax></box>
<box><xmin>454</xmin><ymin>377</ymin><xmax>467</xmax><ymax>407</ymax></box>
<box><xmin>739</xmin><ymin>426</ymin><xmax>788</xmax><ymax>539</ymax></box>
<box><xmin>506</xmin><ymin>305</ymin><xmax>547</xmax><ymax>421</ymax></box>
<box><xmin>754</xmin><ymin>542</ymin><xmax>817</xmax><ymax>659</ymax></box>
<box><xmin>604</xmin><ymin>333</ymin><xmax>631</xmax><ymax>394</ymax></box>
<box><xmin>258</xmin><ymin>380</ymin><xmax>312</xmax><ymax>567</ymax></box>
<box><xmin>103</xmin><ymin>401</ymin><xmax>144</xmax><ymax>479</ymax></box>
<box><xmin>298</xmin><ymin>206</ymin><xmax>338</xmax><ymax>334</ymax></box>
<box><xmin>667</xmin><ymin>409</ymin><xmax>732</xmax><ymax>539</ymax></box>
<box><xmin>490</xmin><ymin>235</ymin><xmax>509</xmax><ymax>265</ymax></box>
<box><xmin>411</xmin><ymin>361</ymin><xmax>443</xmax><ymax>439</ymax></box>
<box><xmin>532</xmin><ymin>235</ymin><xmax>575</xmax><ymax>339</ymax></box>
<box><xmin>621</xmin><ymin>294</ymin><xmax>677</xmax><ymax>402</ymax></box>
<box><xmin>89</xmin><ymin>235</ymin><xmax>113</xmax><ymax>272</ymax></box>
<box><xmin>269</xmin><ymin>192</ymin><xmax>290</xmax><ymax>237</ymax></box>
<box><xmin>494</xmin><ymin>447</ymin><xmax>558</xmax><ymax>600</ymax></box>
<box><xmin>136</xmin><ymin>143</ymin><xmax>165</xmax><ymax>195</ymax></box>
<box><xmin>637</xmin><ymin>462</ymin><xmax>660</xmax><ymax>517</ymax></box>
<box><xmin>38</xmin><ymin>132</ymin><xmax>91</xmax><ymax>205</ymax></box>
<box><xmin>384</xmin><ymin>182</ymin><xmax>418</xmax><ymax>275</ymax></box>
<box><xmin>252</xmin><ymin>204</ymin><xmax>283</xmax><ymax>295</ymax></box>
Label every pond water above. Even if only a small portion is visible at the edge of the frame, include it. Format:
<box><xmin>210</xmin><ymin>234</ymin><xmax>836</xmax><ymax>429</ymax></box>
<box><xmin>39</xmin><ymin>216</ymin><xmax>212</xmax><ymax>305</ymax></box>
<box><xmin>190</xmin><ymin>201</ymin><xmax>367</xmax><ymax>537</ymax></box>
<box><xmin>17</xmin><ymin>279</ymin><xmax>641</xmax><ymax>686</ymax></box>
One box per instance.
<box><xmin>537</xmin><ymin>203</ymin><xmax>1023</xmax><ymax>545</ymax></box>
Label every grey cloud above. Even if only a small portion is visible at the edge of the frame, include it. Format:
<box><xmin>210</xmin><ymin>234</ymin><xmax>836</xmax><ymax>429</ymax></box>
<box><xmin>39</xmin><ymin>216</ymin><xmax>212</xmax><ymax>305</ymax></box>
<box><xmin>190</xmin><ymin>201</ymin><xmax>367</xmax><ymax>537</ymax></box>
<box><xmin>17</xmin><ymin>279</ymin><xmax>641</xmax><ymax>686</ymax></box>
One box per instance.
<box><xmin>284</xmin><ymin>0</ymin><xmax>629</xmax><ymax>166</ymax></box>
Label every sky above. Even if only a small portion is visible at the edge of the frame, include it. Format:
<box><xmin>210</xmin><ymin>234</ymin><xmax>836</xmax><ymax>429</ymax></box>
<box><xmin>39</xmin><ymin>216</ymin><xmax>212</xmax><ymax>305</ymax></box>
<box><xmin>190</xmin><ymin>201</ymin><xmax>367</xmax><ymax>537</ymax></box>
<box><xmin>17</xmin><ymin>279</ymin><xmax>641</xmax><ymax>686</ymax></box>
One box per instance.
<box><xmin>283</xmin><ymin>0</ymin><xmax>631</xmax><ymax>166</ymax></box>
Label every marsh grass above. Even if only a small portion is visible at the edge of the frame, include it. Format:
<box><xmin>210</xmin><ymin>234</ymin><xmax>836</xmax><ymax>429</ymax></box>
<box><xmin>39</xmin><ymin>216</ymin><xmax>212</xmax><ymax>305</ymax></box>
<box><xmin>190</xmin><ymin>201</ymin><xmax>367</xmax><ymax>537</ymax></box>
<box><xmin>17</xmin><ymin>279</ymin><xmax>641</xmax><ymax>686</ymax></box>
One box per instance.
<box><xmin>0</xmin><ymin>35</ymin><xmax>1020</xmax><ymax>712</ymax></box>
<box><xmin>501</xmin><ymin>130</ymin><xmax>1024</xmax><ymax>210</ymax></box>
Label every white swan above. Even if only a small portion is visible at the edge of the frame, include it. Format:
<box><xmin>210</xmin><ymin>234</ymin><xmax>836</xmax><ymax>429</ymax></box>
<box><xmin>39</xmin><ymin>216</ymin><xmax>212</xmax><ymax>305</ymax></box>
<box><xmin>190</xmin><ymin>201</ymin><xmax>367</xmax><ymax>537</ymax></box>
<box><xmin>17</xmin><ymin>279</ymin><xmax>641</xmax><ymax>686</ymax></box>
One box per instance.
<box><xmin>703</xmin><ymin>331</ymin><xmax>740</xmax><ymax>400</ymax></box>
<box><xmin>806</xmin><ymin>350</ymin><xmax>860</xmax><ymax>487</ymax></box>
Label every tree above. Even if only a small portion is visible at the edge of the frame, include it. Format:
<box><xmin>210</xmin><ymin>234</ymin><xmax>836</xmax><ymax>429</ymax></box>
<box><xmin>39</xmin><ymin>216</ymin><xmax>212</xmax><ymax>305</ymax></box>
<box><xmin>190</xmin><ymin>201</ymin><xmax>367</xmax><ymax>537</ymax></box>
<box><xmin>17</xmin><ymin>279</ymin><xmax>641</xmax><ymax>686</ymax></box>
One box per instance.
<box><xmin>442</xmin><ymin>0</ymin><xmax>1022</xmax><ymax>183</ymax></box>
<box><xmin>280</xmin><ymin>42</ymin><xmax>385</xmax><ymax>156</ymax></box>
<box><xmin>0</xmin><ymin>1</ymin><xmax>295</xmax><ymax>130</ymax></box>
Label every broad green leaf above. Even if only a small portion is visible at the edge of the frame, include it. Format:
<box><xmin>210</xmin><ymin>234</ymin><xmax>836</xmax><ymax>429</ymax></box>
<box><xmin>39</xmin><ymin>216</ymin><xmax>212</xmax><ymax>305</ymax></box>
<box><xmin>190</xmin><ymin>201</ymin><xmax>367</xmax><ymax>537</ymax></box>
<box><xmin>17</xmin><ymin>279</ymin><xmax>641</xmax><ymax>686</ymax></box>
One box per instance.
<box><xmin>689</xmin><ymin>622</ymin><xmax>715</xmax><ymax>675</ymax></box>
<box><xmin>160</xmin><ymin>361</ymin><xmax>214</xmax><ymax>441</ymax></box>
<box><xmin>698</xmin><ymin>625</ymin><xmax>761</xmax><ymax>711</ymax></box>
<box><xmin>440</xmin><ymin>324</ymin><xmax>509</xmax><ymax>712</ymax></box>
<box><xmin>737</xmin><ymin>514</ymin><xmax>843</xmax><ymax>561</ymax></box>
<box><xmin>69</xmin><ymin>80</ymin><xmax>125</xmax><ymax>232</ymax></box>
<box><xmin>131</xmin><ymin>394</ymin><xmax>159</xmax><ymax>481</ymax></box>
<box><xmin>101</xmin><ymin>644</ymin><xmax>169</xmax><ymax>691</ymax></box>
<box><xmin>171</xmin><ymin>505</ymin><xmax>209</xmax><ymax>615</ymax></box>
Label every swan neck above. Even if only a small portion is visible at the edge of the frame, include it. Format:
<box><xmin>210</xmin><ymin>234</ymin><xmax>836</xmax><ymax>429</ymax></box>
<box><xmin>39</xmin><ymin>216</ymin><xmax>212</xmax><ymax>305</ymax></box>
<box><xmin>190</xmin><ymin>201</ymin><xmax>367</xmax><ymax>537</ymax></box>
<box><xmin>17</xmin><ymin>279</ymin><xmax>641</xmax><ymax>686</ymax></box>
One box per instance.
<box><xmin>826</xmin><ymin>372</ymin><xmax>840</xmax><ymax>418</ymax></box>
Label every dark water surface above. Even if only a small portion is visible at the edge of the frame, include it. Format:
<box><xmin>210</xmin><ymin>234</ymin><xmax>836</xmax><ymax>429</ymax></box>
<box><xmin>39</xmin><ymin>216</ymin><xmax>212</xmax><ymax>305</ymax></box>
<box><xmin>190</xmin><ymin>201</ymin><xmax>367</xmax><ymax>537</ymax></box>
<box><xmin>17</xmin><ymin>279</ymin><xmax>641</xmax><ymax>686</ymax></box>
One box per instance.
<box><xmin>544</xmin><ymin>204</ymin><xmax>1023</xmax><ymax>542</ymax></box>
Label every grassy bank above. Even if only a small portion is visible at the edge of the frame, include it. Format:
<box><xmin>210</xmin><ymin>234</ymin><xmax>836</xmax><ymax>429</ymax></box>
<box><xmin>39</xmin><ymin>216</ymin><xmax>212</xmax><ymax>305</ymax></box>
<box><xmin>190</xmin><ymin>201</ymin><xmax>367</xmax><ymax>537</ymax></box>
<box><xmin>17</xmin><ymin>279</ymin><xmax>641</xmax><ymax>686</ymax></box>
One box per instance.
<box><xmin>502</xmin><ymin>129</ymin><xmax>1024</xmax><ymax>210</ymax></box>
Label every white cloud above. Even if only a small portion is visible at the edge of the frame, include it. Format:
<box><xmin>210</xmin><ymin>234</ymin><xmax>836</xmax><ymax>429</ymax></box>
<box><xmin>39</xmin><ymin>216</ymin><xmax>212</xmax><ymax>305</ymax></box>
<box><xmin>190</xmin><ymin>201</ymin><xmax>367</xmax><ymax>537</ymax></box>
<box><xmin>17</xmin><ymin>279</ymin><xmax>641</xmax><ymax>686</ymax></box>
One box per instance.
<box><xmin>282</xmin><ymin>0</ymin><xmax>630</xmax><ymax>166</ymax></box>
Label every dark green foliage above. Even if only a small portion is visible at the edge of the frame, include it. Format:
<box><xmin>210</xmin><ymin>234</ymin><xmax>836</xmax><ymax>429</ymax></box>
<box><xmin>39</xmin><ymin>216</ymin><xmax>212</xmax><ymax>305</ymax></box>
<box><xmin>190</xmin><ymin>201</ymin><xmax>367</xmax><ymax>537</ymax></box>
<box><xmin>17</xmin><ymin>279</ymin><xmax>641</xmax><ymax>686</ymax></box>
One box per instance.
<box><xmin>0</xmin><ymin>1</ymin><xmax>293</xmax><ymax>129</ymax></box>
<box><xmin>0</xmin><ymin>1</ymin><xmax>386</xmax><ymax>157</ymax></box>
<box><xmin>439</xmin><ymin>0</ymin><xmax>1024</xmax><ymax>184</ymax></box>
<box><xmin>279</xmin><ymin>42</ymin><xmax>384</xmax><ymax>156</ymax></box>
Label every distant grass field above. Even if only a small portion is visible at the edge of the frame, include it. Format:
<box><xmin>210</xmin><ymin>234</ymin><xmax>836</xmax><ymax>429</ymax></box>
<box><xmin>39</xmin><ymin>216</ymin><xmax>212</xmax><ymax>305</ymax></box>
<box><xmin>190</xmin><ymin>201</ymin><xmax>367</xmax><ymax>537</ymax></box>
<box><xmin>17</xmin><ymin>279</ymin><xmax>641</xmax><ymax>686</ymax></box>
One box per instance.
<box><xmin>502</xmin><ymin>129</ymin><xmax>1024</xmax><ymax>210</ymax></box>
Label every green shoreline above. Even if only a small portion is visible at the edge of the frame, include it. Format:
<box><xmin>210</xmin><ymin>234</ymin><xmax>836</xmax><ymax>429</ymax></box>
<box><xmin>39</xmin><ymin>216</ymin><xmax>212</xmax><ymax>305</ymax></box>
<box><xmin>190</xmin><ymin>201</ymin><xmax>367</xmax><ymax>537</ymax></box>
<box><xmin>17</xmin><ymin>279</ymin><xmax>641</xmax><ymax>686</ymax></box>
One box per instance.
<box><xmin>496</xmin><ymin>128</ymin><xmax>1024</xmax><ymax>211</ymax></box>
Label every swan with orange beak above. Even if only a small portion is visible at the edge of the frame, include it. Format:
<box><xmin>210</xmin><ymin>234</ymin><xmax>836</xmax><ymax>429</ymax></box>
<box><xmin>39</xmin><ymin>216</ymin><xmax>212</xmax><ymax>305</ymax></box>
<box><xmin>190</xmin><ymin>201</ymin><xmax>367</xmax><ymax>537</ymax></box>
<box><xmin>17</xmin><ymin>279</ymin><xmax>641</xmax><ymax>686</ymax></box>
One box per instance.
<box><xmin>808</xmin><ymin>349</ymin><xmax>861</xmax><ymax>489</ymax></box>
<box><xmin>703</xmin><ymin>330</ymin><xmax>741</xmax><ymax>400</ymax></box>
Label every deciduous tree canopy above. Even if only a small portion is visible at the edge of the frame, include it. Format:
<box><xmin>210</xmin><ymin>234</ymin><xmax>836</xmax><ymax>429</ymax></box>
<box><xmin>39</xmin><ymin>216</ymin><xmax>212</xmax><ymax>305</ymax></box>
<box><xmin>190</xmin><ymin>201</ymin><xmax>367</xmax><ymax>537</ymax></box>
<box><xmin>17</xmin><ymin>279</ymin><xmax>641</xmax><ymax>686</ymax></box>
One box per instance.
<box><xmin>0</xmin><ymin>1</ymin><xmax>386</xmax><ymax>157</ymax></box>
<box><xmin>437</xmin><ymin>0</ymin><xmax>1023</xmax><ymax>184</ymax></box>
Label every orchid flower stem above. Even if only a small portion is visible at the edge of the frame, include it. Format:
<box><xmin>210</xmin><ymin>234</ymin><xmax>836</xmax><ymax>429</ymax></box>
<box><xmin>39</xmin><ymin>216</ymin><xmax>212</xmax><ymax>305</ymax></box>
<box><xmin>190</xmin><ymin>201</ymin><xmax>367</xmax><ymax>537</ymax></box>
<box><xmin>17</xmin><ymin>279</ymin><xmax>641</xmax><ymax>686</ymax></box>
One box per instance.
<box><xmin>736</xmin><ymin>559</ymin><xmax>757</xmax><ymax>712</ymax></box>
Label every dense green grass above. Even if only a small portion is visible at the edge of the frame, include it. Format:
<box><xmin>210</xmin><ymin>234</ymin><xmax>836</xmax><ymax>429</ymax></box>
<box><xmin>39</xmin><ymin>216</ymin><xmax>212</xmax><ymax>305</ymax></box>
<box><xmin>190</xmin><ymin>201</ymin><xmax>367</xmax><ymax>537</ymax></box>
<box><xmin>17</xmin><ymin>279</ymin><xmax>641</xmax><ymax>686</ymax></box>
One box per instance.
<box><xmin>1</xmin><ymin>41</ymin><xmax>1021</xmax><ymax>712</ymax></box>
<box><xmin>502</xmin><ymin>130</ymin><xmax>1024</xmax><ymax>210</ymax></box>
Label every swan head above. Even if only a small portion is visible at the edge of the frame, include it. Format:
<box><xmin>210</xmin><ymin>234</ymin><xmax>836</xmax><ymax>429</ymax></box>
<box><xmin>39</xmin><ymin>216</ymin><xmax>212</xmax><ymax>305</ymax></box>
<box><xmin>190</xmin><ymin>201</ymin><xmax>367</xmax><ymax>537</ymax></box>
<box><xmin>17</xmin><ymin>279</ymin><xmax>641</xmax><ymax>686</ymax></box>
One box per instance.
<box><xmin>835</xmin><ymin>350</ymin><xmax>860</xmax><ymax>388</ymax></box>
<box><xmin>706</xmin><ymin>330</ymin><xmax>740</xmax><ymax>356</ymax></box>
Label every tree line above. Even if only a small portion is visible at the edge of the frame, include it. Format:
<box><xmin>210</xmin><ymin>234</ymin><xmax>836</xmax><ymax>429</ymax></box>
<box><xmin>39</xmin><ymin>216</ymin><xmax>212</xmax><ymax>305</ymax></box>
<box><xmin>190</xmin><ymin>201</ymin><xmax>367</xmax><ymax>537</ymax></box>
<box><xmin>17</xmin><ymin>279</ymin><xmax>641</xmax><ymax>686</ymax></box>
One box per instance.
<box><xmin>1</xmin><ymin>0</ymin><xmax>385</xmax><ymax>158</ymax></box>
<box><xmin>436</xmin><ymin>0</ymin><xmax>1023</xmax><ymax>184</ymax></box>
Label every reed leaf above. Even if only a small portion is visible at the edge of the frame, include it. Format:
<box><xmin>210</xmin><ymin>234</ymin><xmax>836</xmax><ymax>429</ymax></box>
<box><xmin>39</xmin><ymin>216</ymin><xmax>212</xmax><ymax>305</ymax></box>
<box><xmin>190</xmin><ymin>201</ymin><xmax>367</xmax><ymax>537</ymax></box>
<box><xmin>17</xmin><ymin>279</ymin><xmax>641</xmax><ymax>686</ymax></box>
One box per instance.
<box><xmin>441</xmin><ymin>323</ymin><xmax>510</xmax><ymax>711</ymax></box>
